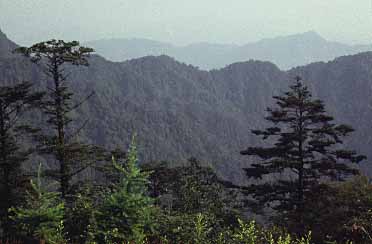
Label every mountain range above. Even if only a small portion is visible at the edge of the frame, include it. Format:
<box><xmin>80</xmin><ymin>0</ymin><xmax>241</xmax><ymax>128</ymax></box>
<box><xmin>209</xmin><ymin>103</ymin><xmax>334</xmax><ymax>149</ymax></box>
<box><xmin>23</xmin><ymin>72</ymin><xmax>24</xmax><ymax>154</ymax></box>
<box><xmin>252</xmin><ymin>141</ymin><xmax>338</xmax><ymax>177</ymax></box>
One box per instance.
<box><xmin>0</xmin><ymin>28</ymin><xmax>371</xmax><ymax>183</ymax></box>
<box><xmin>86</xmin><ymin>31</ymin><xmax>372</xmax><ymax>70</ymax></box>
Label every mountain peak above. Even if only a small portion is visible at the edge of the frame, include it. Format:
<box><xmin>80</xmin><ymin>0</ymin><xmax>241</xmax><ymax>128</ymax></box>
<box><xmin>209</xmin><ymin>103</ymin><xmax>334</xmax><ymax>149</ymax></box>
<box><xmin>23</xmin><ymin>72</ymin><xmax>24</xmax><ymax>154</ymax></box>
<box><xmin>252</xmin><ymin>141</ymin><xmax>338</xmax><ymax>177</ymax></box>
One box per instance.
<box><xmin>298</xmin><ymin>30</ymin><xmax>325</xmax><ymax>40</ymax></box>
<box><xmin>0</xmin><ymin>28</ymin><xmax>17</xmax><ymax>57</ymax></box>
<box><xmin>125</xmin><ymin>54</ymin><xmax>190</xmax><ymax>71</ymax></box>
<box><xmin>264</xmin><ymin>31</ymin><xmax>326</xmax><ymax>43</ymax></box>
<box><xmin>0</xmin><ymin>28</ymin><xmax>7</xmax><ymax>39</ymax></box>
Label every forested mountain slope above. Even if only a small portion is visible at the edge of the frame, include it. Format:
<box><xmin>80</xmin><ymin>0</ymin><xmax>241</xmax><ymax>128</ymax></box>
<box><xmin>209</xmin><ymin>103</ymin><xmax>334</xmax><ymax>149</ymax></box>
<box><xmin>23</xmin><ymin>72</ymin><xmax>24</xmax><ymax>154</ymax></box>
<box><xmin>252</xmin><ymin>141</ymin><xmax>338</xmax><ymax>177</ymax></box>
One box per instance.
<box><xmin>0</xmin><ymin>29</ymin><xmax>371</xmax><ymax>183</ymax></box>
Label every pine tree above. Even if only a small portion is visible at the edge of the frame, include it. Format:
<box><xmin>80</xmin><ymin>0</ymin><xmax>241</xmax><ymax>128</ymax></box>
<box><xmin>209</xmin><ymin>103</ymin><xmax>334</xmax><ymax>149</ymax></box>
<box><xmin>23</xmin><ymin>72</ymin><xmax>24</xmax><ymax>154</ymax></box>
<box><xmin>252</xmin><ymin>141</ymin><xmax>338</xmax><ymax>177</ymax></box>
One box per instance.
<box><xmin>9</xmin><ymin>164</ymin><xmax>65</xmax><ymax>243</ymax></box>
<box><xmin>97</xmin><ymin>137</ymin><xmax>157</xmax><ymax>243</ymax></box>
<box><xmin>0</xmin><ymin>82</ymin><xmax>43</xmax><ymax>236</ymax></box>
<box><xmin>15</xmin><ymin>40</ymin><xmax>104</xmax><ymax>200</ymax></box>
<box><xmin>240</xmin><ymin>76</ymin><xmax>365</xmax><ymax>231</ymax></box>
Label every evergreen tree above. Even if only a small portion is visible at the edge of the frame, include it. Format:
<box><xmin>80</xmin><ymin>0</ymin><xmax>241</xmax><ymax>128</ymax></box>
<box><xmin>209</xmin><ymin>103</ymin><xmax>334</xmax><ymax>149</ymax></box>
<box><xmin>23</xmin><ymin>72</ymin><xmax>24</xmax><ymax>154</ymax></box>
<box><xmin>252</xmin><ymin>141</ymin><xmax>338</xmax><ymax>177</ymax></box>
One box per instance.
<box><xmin>145</xmin><ymin>158</ymin><xmax>238</xmax><ymax>242</ymax></box>
<box><xmin>9</xmin><ymin>164</ymin><xmax>65</xmax><ymax>243</ymax></box>
<box><xmin>240</xmin><ymin>76</ymin><xmax>365</xmax><ymax>232</ymax></box>
<box><xmin>145</xmin><ymin>158</ymin><xmax>235</xmax><ymax>217</ymax></box>
<box><xmin>97</xmin><ymin>137</ymin><xmax>157</xmax><ymax>243</ymax></box>
<box><xmin>173</xmin><ymin>158</ymin><xmax>226</xmax><ymax>215</ymax></box>
<box><xmin>0</xmin><ymin>81</ymin><xmax>43</xmax><ymax>235</ymax></box>
<box><xmin>64</xmin><ymin>185</ymin><xmax>98</xmax><ymax>244</ymax></box>
<box><xmin>302</xmin><ymin>176</ymin><xmax>372</xmax><ymax>243</ymax></box>
<box><xmin>15</xmin><ymin>40</ymin><xmax>103</xmax><ymax>200</ymax></box>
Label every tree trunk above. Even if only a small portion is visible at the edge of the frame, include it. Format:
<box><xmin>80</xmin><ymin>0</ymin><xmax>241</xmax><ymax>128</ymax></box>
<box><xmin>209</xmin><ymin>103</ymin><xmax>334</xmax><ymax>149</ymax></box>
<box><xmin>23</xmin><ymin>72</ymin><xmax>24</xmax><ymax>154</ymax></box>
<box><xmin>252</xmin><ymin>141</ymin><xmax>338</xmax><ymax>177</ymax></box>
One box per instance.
<box><xmin>53</xmin><ymin>60</ymin><xmax>68</xmax><ymax>199</ymax></box>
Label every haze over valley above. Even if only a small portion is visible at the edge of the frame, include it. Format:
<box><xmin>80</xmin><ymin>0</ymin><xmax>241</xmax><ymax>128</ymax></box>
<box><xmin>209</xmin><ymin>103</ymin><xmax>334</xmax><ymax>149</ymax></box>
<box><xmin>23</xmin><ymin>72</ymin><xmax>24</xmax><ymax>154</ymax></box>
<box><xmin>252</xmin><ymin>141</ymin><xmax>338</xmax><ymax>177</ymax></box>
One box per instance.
<box><xmin>86</xmin><ymin>31</ymin><xmax>372</xmax><ymax>70</ymax></box>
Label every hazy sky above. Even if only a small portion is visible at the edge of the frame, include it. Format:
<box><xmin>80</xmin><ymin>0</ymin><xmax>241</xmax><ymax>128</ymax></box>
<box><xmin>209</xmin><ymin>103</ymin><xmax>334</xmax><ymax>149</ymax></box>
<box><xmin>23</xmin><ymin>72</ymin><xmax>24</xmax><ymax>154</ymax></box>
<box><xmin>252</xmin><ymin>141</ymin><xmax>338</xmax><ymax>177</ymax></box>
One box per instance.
<box><xmin>1</xmin><ymin>0</ymin><xmax>372</xmax><ymax>46</ymax></box>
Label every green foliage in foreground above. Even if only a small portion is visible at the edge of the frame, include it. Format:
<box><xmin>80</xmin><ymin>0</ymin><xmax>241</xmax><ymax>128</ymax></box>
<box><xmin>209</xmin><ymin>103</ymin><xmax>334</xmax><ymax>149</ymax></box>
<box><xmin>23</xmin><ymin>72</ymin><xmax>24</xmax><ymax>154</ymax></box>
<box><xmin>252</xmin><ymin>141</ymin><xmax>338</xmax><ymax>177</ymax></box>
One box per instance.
<box><xmin>7</xmin><ymin>162</ymin><xmax>371</xmax><ymax>244</ymax></box>
<box><xmin>4</xmin><ymin>141</ymin><xmax>371</xmax><ymax>244</ymax></box>
<box><xmin>5</xmin><ymin>144</ymin><xmax>316</xmax><ymax>244</ymax></box>
<box><xmin>96</xmin><ymin>137</ymin><xmax>158</xmax><ymax>243</ymax></box>
<box><xmin>156</xmin><ymin>214</ymin><xmax>313</xmax><ymax>244</ymax></box>
<box><xmin>64</xmin><ymin>186</ymin><xmax>98</xmax><ymax>244</ymax></box>
<box><xmin>3</xmin><ymin>135</ymin><xmax>371</xmax><ymax>244</ymax></box>
<box><xmin>9</xmin><ymin>164</ymin><xmax>65</xmax><ymax>244</ymax></box>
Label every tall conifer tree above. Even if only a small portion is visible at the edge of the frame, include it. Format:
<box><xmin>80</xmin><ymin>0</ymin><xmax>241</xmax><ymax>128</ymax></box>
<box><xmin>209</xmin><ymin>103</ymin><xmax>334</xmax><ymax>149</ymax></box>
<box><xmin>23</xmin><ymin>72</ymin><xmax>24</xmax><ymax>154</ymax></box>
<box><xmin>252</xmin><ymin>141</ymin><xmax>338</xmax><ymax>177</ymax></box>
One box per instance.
<box><xmin>241</xmin><ymin>76</ymin><xmax>365</xmax><ymax>231</ymax></box>
<box><xmin>15</xmin><ymin>40</ymin><xmax>102</xmax><ymax>200</ymax></box>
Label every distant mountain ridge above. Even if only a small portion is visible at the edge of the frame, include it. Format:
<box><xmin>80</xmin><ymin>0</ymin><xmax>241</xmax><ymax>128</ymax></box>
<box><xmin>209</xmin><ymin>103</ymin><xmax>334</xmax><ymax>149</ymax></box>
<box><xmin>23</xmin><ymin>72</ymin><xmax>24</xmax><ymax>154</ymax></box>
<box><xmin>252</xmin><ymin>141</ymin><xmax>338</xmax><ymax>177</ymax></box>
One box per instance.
<box><xmin>86</xmin><ymin>31</ymin><xmax>372</xmax><ymax>70</ymax></box>
<box><xmin>0</xmin><ymin>29</ymin><xmax>371</xmax><ymax>183</ymax></box>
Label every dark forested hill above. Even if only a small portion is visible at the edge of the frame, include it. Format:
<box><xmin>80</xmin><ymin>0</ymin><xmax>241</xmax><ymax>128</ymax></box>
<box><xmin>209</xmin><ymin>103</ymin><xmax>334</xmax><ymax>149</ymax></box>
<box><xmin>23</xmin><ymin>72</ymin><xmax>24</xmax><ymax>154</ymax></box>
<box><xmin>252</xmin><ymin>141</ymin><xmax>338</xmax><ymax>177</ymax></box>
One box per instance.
<box><xmin>0</xmin><ymin>29</ymin><xmax>371</xmax><ymax>183</ymax></box>
<box><xmin>86</xmin><ymin>31</ymin><xmax>372</xmax><ymax>70</ymax></box>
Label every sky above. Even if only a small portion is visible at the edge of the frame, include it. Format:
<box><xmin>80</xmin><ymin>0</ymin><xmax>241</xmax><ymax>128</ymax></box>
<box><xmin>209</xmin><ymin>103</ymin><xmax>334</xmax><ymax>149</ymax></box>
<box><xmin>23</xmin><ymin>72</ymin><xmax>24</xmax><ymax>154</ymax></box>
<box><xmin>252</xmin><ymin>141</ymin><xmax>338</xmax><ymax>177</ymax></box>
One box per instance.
<box><xmin>1</xmin><ymin>0</ymin><xmax>372</xmax><ymax>46</ymax></box>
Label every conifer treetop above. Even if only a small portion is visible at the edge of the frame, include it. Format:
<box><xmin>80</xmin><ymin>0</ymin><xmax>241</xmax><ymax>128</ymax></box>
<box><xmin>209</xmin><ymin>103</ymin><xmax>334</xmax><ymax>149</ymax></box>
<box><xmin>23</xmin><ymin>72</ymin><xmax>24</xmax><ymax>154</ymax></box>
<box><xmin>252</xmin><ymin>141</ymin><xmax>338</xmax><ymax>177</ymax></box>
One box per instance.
<box><xmin>241</xmin><ymin>76</ymin><xmax>366</xmax><ymax>213</ymax></box>
<box><xmin>15</xmin><ymin>39</ymin><xmax>94</xmax><ymax>66</ymax></box>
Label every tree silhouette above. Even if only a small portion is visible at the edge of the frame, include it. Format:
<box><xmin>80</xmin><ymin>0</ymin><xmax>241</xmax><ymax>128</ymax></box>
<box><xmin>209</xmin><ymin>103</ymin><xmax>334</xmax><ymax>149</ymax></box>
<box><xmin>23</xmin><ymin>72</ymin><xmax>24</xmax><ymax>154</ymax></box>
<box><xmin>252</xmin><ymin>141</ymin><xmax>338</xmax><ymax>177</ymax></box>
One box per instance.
<box><xmin>241</xmin><ymin>76</ymin><xmax>366</xmax><ymax>232</ymax></box>
<box><xmin>15</xmin><ymin>40</ymin><xmax>104</xmax><ymax>200</ymax></box>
